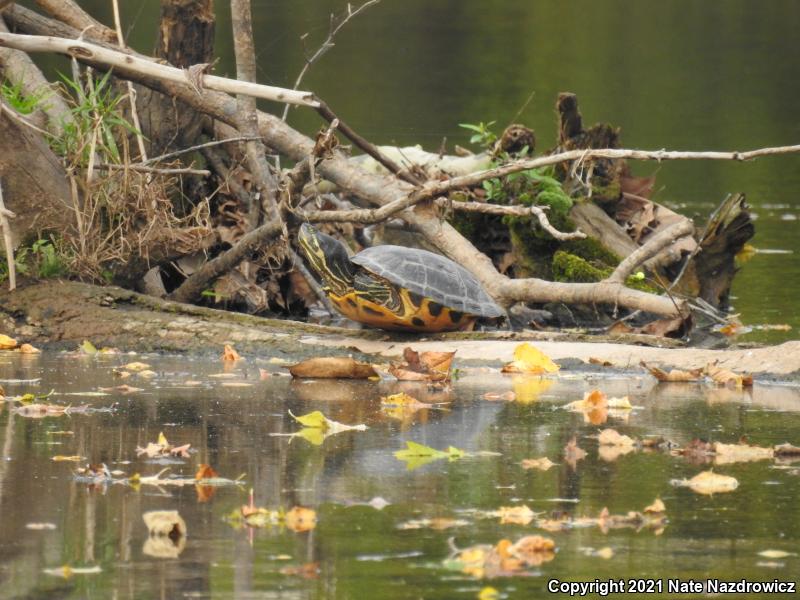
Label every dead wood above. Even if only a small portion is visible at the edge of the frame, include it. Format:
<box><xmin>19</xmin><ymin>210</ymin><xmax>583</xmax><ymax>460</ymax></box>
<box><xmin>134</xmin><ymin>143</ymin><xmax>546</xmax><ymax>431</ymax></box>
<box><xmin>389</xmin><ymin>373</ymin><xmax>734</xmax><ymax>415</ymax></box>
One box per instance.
<box><xmin>230</xmin><ymin>0</ymin><xmax>280</xmax><ymax>225</ymax></box>
<box><xmin>0</xmin><ymin>102</ymin><xmax>73</xmax><ymax>246</ymax></box>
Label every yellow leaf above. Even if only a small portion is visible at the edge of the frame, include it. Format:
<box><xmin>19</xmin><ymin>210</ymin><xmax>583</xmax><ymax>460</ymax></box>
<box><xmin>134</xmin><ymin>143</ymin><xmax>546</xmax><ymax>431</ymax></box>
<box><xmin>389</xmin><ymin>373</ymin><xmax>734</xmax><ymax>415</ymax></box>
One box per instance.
<box><xmin>478</xmin><ymin>587</ymin><xmax>500</xmax><ymax>600</ymax></box>
<box><xmin>222</xmin><ymin>344</ymin><xmax>241</xmax><ymax>361</ymax></box>
<box><xmin>289</xmin><ymin>410</ymin><xmax>329</xmax><ymax>431</ymax></box>
<box><xmin>51</xmin><ymin>455</ymin><xmax>84</xmax><ymax>462</ymax></box>
<box><xmin>294</xmin><ymin>427</ymin><xmax>326</xmax><ymax>446</ymax></box>
<box><xmin>511</xmin><ymin>376</ymin><xmax>554</xmax><ymax>403</ymax></box>
<box><xmin>0</xmin><ymin>334</ymin><xmax>18</xmax><ymax>349</ymax></box>
<box><xmin>157</xmin><ymin>432</ymin><xmax>168</xmax><ymax>446</ymax></box>
<box><xmin>123</xmin><ymin>361</ymin><xmax>151</xmax><ymax>372</ymax></box>
<box><xmin>595</xmin><ymin>547</ymin><xmax>615</xmax><ymax>559</ymax></box>
<box><xmin>758</xmin><ymin>550</ymin><xmax>795</xmax><ymax>559</ymax></box>
<box><xmin>643</xmin><ymin>498</ymin><xmax>666</xmax><ymax>514</ymax></box>
<box><xmin>79</xmin><ymin>340</ymin><xmax>97</xmax><ymax>354</ymax></box>
<box><xmin>502</xmin><ymin>343</ymin><xmax>559</xmax><ymax>374</ymax></box>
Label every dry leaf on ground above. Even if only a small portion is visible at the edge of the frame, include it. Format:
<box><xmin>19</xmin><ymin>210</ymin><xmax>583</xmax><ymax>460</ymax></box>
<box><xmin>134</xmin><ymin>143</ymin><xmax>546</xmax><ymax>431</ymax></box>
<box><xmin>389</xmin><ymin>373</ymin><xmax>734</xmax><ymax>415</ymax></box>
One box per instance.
<box><xmin>288</xmin><ymin>357</ymin><xmax>377</xmax><ymax>379</ymax></box>
<box><xmin>501</xmin><ymin>343</ymin><xmax>559</xmax><ymax>375</ymax></box>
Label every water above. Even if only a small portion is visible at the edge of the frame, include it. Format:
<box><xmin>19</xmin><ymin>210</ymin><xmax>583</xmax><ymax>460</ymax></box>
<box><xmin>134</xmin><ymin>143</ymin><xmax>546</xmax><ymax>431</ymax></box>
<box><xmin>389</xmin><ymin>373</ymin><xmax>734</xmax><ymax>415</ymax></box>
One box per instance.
<box><xmin>1</xmin><ymin>352</ymin><xmax>799</xmax><ymax>598</ymax></box>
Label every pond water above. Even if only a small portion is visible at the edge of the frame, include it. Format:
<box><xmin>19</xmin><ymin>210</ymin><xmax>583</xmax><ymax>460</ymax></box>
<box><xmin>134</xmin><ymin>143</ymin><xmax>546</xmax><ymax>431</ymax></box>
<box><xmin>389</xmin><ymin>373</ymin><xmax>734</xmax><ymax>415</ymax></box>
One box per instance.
<box><xmin>63</xmin><ymin>0</ymin><xmax>800</xmax><ymax>345</ymax></box>
<box><xmin>1</xmin><ymin>352</ymin><xmax>799</xmax><ymax>598</ymax></box>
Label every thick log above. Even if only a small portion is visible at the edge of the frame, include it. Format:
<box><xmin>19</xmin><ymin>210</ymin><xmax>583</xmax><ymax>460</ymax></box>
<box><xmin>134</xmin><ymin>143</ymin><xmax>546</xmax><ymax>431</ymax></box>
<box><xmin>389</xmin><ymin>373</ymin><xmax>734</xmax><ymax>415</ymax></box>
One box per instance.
<box><xmin>0</xmin><ymin>106</ymin><xmax>72</xmax><ymax>247</ymax></box>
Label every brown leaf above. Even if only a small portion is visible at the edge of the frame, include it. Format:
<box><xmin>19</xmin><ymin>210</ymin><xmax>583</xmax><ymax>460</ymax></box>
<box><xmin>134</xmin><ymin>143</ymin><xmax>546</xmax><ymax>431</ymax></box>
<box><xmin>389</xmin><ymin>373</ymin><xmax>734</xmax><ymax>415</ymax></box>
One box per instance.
<box><xmin>705</xmin><ymin>362</ymin><xmax>753</xmax><ymax>388</ymax></box>
<box><xmin>588</xmin><ymin>357</ymin><xmax>613</xmax><ymax>367</ymax></box>
<box><xmin>288</xmin><ymin>357</ymin><xmax>377</xmax><ymax>379</ymax></box>
<box><xmin>507</xmin><ymin>535</ymin><xmax>556</xmax><ymax>566</ymax></box>
<box><xmin>598</xmin><ymin>428</ymin><xmax>636</xmax><ymax>447</ymax></box>
<box><xmin>673</xmin><ymin>470</ymin><xmax>739</xmax><ymax>495</ymax></box>
<box><xmin>496</xmin><ymin>505</ymin><xmax>535</xmax><ymax>525</ymax></box>
<box><xmin>774</xmin><ymin>443</ymin><xmax>800</xmax><ymax>457</ymax></box>
<box><xmin>195</xmin><ymin>464</ymin><xmax>218</xmax><ymax>480</ymax></box>
<box><xmin>18</xmin><ymin>343</ymin><xmax>40</xmax><ymax>354</ymax></box>
<box><xmin>643</xmin><ymin>498</ymin><xmax>666</xmax><ymax>514</ymax></box>
<box><xmin>641</xmin><ymin>361</ymin><xmax>703</xmax><ymax>382</ymax></box>
<box><xmin>222</xmin><ymin>344</ymin><xmax>241</xmax><ymax>362</ymax></box>
<box><xmin>564</xmin><ymin>436</ymin><xmax>587</xmax><ymax>469</ymax></box>
<box><xmin>520</xmin><ymin>457</ymin><xmax>556</xmax><ymax>471</ymax></box>
<box><xmin>388</xmin><ymin>347</ymin><xmax>456</xmax><ymax>382</ymax></box>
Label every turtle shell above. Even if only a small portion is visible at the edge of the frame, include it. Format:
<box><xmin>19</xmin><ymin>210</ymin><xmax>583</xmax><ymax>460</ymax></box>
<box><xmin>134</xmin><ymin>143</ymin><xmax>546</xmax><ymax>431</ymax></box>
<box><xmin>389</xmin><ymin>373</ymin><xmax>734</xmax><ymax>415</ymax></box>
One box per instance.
<box><xmin>351</xmin><ymin>245</ymin><xmax>505</xmax><ymax>318</ymax></box>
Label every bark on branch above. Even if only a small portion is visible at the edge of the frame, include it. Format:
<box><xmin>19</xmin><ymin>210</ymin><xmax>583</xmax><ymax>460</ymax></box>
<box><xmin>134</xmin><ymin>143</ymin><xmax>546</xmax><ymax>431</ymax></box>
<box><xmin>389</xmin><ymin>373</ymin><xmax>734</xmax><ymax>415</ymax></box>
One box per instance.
<box><xmin>0</xmin><ymin>32</ymin><xmax>319</xmax><ymax>107</ymax></box>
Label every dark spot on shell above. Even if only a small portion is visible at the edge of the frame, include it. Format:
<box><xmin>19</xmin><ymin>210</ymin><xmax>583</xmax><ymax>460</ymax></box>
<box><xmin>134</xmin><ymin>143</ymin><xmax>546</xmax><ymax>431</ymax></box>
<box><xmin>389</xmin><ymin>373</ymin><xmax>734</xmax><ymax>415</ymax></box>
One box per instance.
<box><xmin>427</xmin><ymin>301</ymin><xmax>443</xmax><ymax>317</ymax></box>
<box><xmin>407</xmin><ymin>290</ymin><xmax>424</xmax><ymax>307</ymax></box>
<box><xmin>411</xmin><ymin>317</ymin><xmax>426</xmax><ymax>327</ymax></box>
<box><xmin>449</xmin><ymin>310</ymin><xmax>463</xmax><ymax>324</ymax></box>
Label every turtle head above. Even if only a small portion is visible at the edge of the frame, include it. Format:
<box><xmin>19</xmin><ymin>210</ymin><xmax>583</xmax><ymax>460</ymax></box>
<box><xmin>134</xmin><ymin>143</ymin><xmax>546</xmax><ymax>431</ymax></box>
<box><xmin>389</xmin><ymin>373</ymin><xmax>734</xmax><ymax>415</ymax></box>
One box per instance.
<box><xmin>297</xmin><ymin>223</ymin><xmax>356</xmax><ymax>296</ymax></box>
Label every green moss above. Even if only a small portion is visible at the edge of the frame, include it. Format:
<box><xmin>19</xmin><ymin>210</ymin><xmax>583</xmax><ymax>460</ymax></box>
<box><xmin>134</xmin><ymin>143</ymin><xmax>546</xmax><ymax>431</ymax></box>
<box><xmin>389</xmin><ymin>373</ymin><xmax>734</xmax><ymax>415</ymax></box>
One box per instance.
<box><xmin>551</xmin><ymin>250</ymin><xmax>658</xmax><ymax>292</ymax></box>
<box><xmin>591</xmin><ymin>179</ymin><xmax>622</xmax><ymax>203</ymax></box>
<box><xmin>561</xmin><ymin>236</ymin><xmax>621</xmax><ymax>267</ymax></box>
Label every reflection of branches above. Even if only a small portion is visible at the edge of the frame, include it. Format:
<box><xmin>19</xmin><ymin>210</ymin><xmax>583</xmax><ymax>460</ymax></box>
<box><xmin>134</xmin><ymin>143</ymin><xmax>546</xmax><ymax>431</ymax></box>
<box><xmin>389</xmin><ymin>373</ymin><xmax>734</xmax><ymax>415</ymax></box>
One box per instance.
<box><xmin>281</xmin><ymin>0</ymin><xmax>381</xmax><ymax>122</ymax></box>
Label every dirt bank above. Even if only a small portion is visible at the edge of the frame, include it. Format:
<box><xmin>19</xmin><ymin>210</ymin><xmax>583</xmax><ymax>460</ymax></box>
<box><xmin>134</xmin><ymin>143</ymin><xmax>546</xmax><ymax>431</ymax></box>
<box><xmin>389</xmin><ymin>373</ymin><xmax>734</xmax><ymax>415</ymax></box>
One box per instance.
<box><xmin>0</xmin><ymin>280</ymin><xmax>797</xmax><ymax>381</ymax></box>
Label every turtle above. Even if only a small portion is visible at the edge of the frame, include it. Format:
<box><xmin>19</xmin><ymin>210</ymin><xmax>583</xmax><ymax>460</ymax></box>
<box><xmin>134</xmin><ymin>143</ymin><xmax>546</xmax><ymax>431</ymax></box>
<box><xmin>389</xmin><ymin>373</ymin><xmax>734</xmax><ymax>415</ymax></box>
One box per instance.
<box><xmin>297</xmin><ymin>223</ymin><xmax>505</xmax><ymax>332</ymax></box>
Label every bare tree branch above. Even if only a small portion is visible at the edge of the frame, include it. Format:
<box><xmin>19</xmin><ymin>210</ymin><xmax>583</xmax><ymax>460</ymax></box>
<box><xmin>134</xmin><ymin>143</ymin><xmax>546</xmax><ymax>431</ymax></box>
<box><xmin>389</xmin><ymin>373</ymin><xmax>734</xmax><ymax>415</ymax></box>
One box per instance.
<box><xmin>608</xmin><ymin>220</ymin><xmax>695</xmax><ymax>283</ymax></box>
<box><xmin>281</xmin><ymin>0</ymin><xmax>381</xmax><ymax>121</ymax></box>
<box><xmin>0</xmin><ymin>181</ymin><xmax>15</xmax><ymax>291</ymax></box>
<box><xmin>0</xmin><ymin>31</ymin><xmax>320</xmax><ymax>107</ymax></box>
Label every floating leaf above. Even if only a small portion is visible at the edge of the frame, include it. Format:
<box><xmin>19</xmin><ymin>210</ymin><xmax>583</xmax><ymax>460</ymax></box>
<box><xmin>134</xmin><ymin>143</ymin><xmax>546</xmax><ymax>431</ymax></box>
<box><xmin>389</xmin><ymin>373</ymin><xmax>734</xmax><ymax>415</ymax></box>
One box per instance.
<box><xmin>43</xmin><ymin>565</ymin><xmax>102</xmax><ymax>578</ymax></box>
<box><xmin>521</xmin><ymin>457</ymin><xmax>556</xmax><ymax>471</ymax></box>
<box><xmin>501</xmin><ymin>343</ymin><xmax>559</xmax><ymax>374</ymax></box>
<box><xmin>52</xmin><ymin>455</ymin><xmax>85</xmax><ymax>462</ymax></box>
<box><xmin>705</xmin><ymin>362</ymin><xmax>753</xmax><ymax>388</ymax></box>
<box><xmin>564</xmin><ymin>436</ymin><xmax>587</xmax><ymax>469</ymax></box>
<box><xmin>758</xmin><ymin>550</ymin><xmax>795</xmax><ymax>559</ymax></box>
<box><xmin>79</xmin><ymin>340</ymin><xmax>98</xmax><ymax>354</ymax></box>
<box><xmin>643</xmin><ymin>498</ymin><xmax>666</xmax><ymax>514</ymax></box>
<box><xmin>222</xmin><ymin>344</ymin><xmax>241</xmax><ymax>361</ymax></box>
<box><xmin>713</xmin><ymin>441</ymin><xmax>773</xmax><ymax>465</ymax></box>
<box><xmin>598</xmin><ymin>428</ymin><xmax>636</xmax><ymax>447</ymax></box>
<box><xmin>394</xmin><ymin>440</ymin><xmax>464</xmax><ymax>470</ymax></box>
<box><xmin>288</xmin><ymin>357</ymin><xmax>377</xmax><ymax>379</ymax></box>
<box><xmin>142</xmin><ymin>510</ymin><xmax>186</xmax><ymax>558</ymax></box>
<box><xmin>398</xmin><ymin>517</ymin><xmax>469</xmax><ymax>530</ymax></box>
<box><xmin>672</xmin><ymin>470</ymin><xmax>739</xmax><ymax>495</ymax></box>
<box><xmin>481</xmin><ymin>391</ymin><xmax>516</xmax><ymax>401</ymax></box>
<box><xmin>495</xmin><ymin>505</ymin><xmax>536</xmax><ymax>525</ymax></box>
<box><xmin>285</xmin><ymin>507</ymin><xmax>318</xmax><ymax>532</ymax></box>
<box><xmin>195</xmin><ymin>464</ymin><xmax>219</xmax><ymax>480</ymax></box>
<box><xmin>18</xmin><ymin>343</ymin><xmax>40</xmax><ymax>354</ymax></box>
<box><xmin>26</xmin><ymin>522</ymin><xmax>57</xmax><ymax>530</ymax></box>
<box><xmin>641</xmin><ymin>361</ymin><xmax>704</xmax><ymax>382</ymax></box>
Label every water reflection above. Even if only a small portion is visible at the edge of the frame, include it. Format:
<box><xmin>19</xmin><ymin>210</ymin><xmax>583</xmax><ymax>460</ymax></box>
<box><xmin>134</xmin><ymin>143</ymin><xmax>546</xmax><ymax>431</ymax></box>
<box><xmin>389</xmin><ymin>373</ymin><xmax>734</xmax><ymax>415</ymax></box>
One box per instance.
<box><xmin>0</xmin><ymin>353</ymin><xmax>799</xmax><ymax>598</ymax></box>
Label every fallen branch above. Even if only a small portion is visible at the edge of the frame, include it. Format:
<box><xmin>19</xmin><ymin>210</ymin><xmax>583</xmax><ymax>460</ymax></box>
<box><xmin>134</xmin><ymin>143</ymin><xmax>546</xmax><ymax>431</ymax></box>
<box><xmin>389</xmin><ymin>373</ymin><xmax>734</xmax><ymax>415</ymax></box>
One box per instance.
<box><xmin>168</xmin><ymin>220</ymin><xmax>283</xmax><ymax>304</ymax></box>
<box><xmin>0</xmin><ymin>31</ymin><xmax>320</xmax><ymax>107</ymax></box>
<box><xmin>416</xmin><ymin>145</ymin><xmax>800</xmax><ymax>202</ymax></box>
<box><xmin>143</xmin><ymin>136</ymin><xmax>262</xmax><ymax>165</ymax></box>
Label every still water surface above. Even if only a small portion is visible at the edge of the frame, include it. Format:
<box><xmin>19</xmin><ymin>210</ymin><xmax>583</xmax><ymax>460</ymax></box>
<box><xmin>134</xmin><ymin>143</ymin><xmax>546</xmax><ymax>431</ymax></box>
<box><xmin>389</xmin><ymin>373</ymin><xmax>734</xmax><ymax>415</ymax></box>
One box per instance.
<box><xmin>1</xmin><ymin>352</ymin><xmax>799</xmax><ymax>598</ymax></box>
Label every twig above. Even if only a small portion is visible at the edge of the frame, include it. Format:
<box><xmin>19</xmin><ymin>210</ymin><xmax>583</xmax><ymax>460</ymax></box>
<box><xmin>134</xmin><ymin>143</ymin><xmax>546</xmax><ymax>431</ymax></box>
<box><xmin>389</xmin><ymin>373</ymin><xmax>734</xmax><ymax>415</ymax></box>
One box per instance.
<box><xmin>0</xmin><ymin>31</ymin><xmax>320</xmax><ymax>107</ymax></box>
<box><xmin>0</xmin><ymin>182</ymin><xmax>16</xmax><ymax>291</ymax></box>
<box><xmin>143</xmin><ymin>136</ymin><xmax>262</xmax><ymax>166</ymax></box>
<box><xmin>280</xmin><ymin>0</ymin><xmax>381</xmax><ymax>122</ymax></box>
<box><xmin>110</xmin><ymin>0</ymin><xmax>147</xmax><ymax>162</ymax></box>
<box><xmin>315</xmin><ymin>100</ymin><xmax>422</xmax><ymax>185</ymax></box>
<box><xmin>92</xmin><ymin>163</ymin><xmax>210</xmax><ymax>176</ymax></box>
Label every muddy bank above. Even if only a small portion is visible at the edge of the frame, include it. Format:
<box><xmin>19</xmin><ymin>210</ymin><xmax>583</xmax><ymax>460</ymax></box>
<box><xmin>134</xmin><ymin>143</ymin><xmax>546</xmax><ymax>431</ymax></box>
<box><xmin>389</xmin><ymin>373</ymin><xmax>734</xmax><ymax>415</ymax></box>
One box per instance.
<box><xmin>0</xmin><ymin>280</ymin><xmax>797</xmax><ymax>380</ymax></box>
